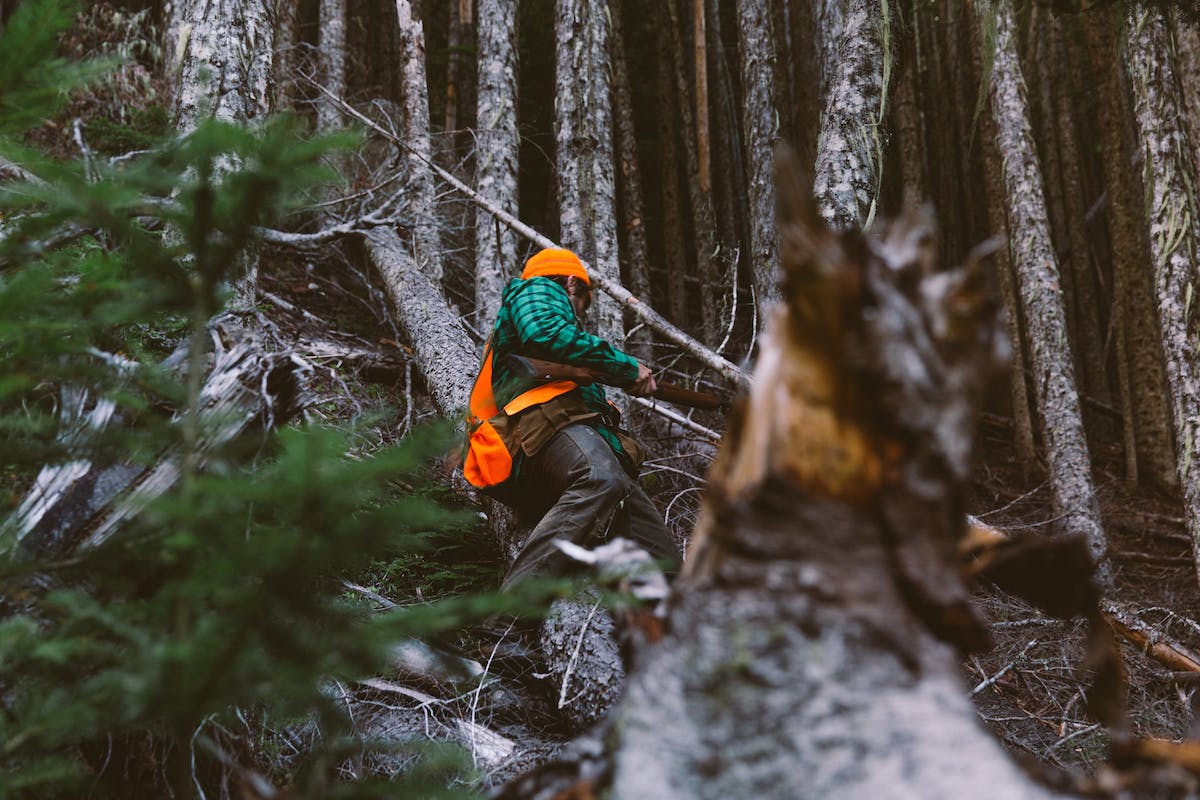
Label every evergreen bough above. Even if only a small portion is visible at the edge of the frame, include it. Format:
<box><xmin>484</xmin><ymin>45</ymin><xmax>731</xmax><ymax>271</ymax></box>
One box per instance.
<box><xmin>0</xmin><ymin>2</ymin><xmax>515</xmax><ymax>796</ymax></box>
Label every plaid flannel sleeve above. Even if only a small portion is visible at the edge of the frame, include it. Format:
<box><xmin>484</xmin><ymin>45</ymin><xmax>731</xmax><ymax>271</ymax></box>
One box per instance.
<box><xmin>508</xmin><ymin>278</ymin><xmax>639</xmax><ymax>384</ymax></box>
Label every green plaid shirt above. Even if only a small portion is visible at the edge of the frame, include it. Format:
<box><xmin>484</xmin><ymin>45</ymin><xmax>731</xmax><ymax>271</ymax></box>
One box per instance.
<box><xmin>488</xmin><ymin>276</ymin><xmax>639</xmax><ymax>459</ymax></box>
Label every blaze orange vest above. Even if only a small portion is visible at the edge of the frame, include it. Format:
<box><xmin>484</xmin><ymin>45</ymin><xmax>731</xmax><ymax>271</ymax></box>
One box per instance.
<box><xmin>463</xmin><ymin>343</ymin><xmax>577</xmax><ymax>489</ymax></box>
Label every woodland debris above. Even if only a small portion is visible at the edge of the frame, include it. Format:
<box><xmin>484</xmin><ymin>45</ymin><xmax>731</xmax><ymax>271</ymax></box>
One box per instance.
<box><xmin>3</xmin><ymin>315</ymin><xmax>313</xmax><ymax>559</ymax></box>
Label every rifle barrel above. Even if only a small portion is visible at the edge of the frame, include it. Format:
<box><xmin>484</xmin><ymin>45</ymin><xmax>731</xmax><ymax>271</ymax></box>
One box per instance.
<box><xmin>510</xmin><ymin>355</ymin><xmax>727</xmax><ymax>410</ymax></box>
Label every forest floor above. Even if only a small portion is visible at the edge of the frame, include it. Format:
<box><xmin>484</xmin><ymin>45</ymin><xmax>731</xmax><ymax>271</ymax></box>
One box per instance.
<box><xmin>968</xmin><ymin>413</ymin><xmax>1200</xmax><ymax>785</ymax></box>
<box><xmin>261</xmin><ymin>242</ymin><xmax>1200</xmax><ymax>792</ymax></box>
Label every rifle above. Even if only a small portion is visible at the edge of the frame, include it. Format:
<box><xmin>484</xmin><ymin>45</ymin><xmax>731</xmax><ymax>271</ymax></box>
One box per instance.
<box><xmin>504</xmin><ymin>354</ymin><xmax>728</xmax><ymax>411</ymax></box>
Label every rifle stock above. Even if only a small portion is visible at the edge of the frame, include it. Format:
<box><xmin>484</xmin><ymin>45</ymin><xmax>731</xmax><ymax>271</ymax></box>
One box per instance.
<box><xmin>507</xmin><ymin>355</ymin><xmax>727</xmax><ymax>411</ymax></box>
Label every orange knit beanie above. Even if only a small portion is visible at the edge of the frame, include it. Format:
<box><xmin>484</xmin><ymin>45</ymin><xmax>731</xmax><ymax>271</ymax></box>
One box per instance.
<box><xmin>521</xmin><ymin>248</ymin><xmax>590</xmax><ymax>285</ymax></box>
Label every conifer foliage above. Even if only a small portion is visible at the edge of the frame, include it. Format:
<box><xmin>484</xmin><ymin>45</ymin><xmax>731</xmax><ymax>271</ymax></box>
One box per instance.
<box><xmin>0</xmin><ymin>2</ymin><xmax>490</xmax><ymax>796</ymax></box>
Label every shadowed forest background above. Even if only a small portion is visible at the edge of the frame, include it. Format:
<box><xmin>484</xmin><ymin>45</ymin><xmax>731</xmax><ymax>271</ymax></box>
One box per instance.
<box><xmin>6</xmin><ymin>0</ymin><xmax>1200</xmax><ymax>796</ymax></box>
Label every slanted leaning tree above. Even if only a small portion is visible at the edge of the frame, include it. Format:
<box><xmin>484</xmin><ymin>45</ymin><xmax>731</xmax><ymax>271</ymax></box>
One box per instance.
<box><xmin>975</xmin><ymin>0</ymin><xmax>1109</xmax><ymax>585</ymax></box>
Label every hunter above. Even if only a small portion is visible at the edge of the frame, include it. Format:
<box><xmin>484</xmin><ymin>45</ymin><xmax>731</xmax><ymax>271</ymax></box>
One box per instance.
<box><xmin>464</xmin><ymin>247</ymin><xmax>682</xmax><ymax>587</ymax></box>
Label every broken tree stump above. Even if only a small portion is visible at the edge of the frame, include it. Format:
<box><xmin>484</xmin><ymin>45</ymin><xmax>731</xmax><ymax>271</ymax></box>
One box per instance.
<box><xmin>593</xmin><ymin>150</ymin><xmax>1064</xmax><ymax>798</ymax></box>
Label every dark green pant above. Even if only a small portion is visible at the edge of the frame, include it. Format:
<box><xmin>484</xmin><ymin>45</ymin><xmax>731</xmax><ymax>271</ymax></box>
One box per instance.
<box><xmin>501</xmin><ymin>423</ymin><xmax>682</xmax><ymax>589</ymax></box>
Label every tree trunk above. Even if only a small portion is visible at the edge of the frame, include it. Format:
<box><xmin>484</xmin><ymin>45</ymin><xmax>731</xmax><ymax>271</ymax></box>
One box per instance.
<box><xmin>171</xmin><ymin>0</ymin><xmax>274</xmax><ymax>308</ymax></box>
<box><xmin>172</xmin><ymin>0</ymin><xmax>274</xmax><ymax>131</ymax></box>
<box><xmin>364</xmin><ymin>229</ymin><xmax>476</xmax><ymax>416</ymax></box>
<box><xmin>1084</xmin><ymin>7</ymin><xmax>1176</xmax><ymax>489</ymax></box>
<box><xmin>707</xmin><ymin>0</ymin><xmax>750</xmax><ymax>266</ymax></box>
<box><xmin>317</xmin><ymin>0</ymin><xmax>348</xmax><ymax>133</ymax></box>
<box><xmin>666</xmin><ymin>0</ymin><xmax>722</xmax><ymax>342</ymax></box>
<box><xmin>977</xmin><ymin>0</ymin><xmax>1109</xmax><ymax>584</ymax></box>
<box><xmin>554</xmin><ymin>0</ymin><xmax>623</xmax><ymax>353</ymax></box>
<box><xmin>1173</xmin><ymin>10</ymin><xmax>1200</xmax><ymax>180</ymax></box>
<box><xmin>473</xmin><ymin>0</ymin><xmax>519</xmax><ymax>330</ymax></box>
<box><xmin>270</xmin><ymin>0</ymin><xmax>302</xmax><ymax>112</ymax></box>
<box><xmin>605</xmin><ymin>150</ymin><xmax>1054</xmax><ymax>800</ymax></box>
<box><xmin>736</xmin><ymin>0</ymin><xmax>780</xmax><ymax>311</ymax></box>
<box><xmin>656</xmin><ymin>26</ymin><xmax>689</xmax><ymax>330</ymax></box>
<box><xmin>1124</xmin><ymin>3</ymin><xmax>1200</xmax><ymax>588</ymax></box>
<box><xmin>977</xmin><ymin>63</ymin><xmax>1037</xmax><ymax>466</ymax></box>
<box><xmin>2</xmin><ymin>320</ymin><xmax>312</xmax><ymax>559</ymax></box>
<box><xmin>813</xmin><ymin>0</ymin><xmax>845</xmax><ymax>105</ymax></box>
<box><xmin>693</xmin><ymin>0</ymin><xmax>711</xmax><ymax>197</ymax></box>
<box><xmin>766</xmin><ymin>0</ymin><xmax>789</xmax><ymax>151</ymax></box>
<box><xmin>445</xmin><ymin>0</ymin><xmax>464</xmax><ymax>136</ymax></box>
<box><xmin>892</xmin><ymin>5</ymin><xmax>925</xmax><ymax>198</ymax></box>
<box><xmin>811</xmin><ymin>0</ymin><xmax>888</xmax><ymax>231</ymax></box>
<box><xmin>1050</xmin><ymin>17</ymin><xmax>1108</xmax><ymax>406</ymax></box>
<box><xmin>609</xmin><ymin>0</ymin><xmax>653</xmax><ymax>361</ymax></box>
<box><xmin>396</xmin><ymin>0</ymin><xmax>445</xmax><ymax>286</ymax></box>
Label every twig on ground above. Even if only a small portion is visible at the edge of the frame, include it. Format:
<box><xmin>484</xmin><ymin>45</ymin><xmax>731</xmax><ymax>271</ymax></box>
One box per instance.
<box><xmin>973</xmin><ymin>639</ymin><xmax>1040</xmax><ymax>696</ymax></box>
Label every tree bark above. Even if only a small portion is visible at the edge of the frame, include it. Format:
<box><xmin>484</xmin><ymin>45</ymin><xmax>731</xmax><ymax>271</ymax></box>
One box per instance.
<box><xmin>473</xmin><ymin>0</ymin><xmax>519</xmax><ymax>330</ymax></box>
<box><xmin>811</xmin><ymin>0</ymin><xmax>888</xmax><ymax>232</ymax></box>
<box><xmin>1173</xmin><ymin>10</ymin><xmax>1200</xmax><ymax>181</ymax></box>
<box><xmin>170</xmin><ymin>0</ymin><xmax>275</xmax><ymax>308</ymax></box>
<box><xmin>2</xmin><ymin>320</ymin><xmax>312</xmax><ymax>559</ymax></box>
<box><xmin>977</xmin><ymin>76</ymin><xmax>1037</xmax><ymax>467</ymax></box>
<box><xmin>609</xmin><ymin>0</ymin><xmax>653</xmax><ymax>361</ymax></box>
<box><xmin>693</xmin><ymin>0</ymin><xmax>711</xmax><ymax>197</ymax></box>
<box><xmin>977</xmin><ymin>0</ymin><xmax>1109</xmax><ymax>584</ymax></box>
<box><xmin>656</xmin><ymin>27</ymin><xmax>689</xmax><ymax>331</ymax></box>
<box><xmin>666</xmin><ymin>0</ymin><xmax>722</xmax><ymax>342</ymax></box>
<box><xmin>1124</xmin><ymin>4</ymin><xmax>1200</xmax><ymax>588</ymax></box>
<box><xmin>445</xmin><ymin>0</ymin><xmax>467</xmax><ymax>136</ymax></box>
<box><xmin>892</xmin><ymin>5</ymin><xmax>925</xmax><ymax>198</ymax></box>
<box><xmin>172</xmin><ymin>0</ymin><xmax>274</xmax><ymax>132</ymax></box>
<box><xmin>736</xmin><ymin>0</ymin><xmax>780</xmax><ymax>311</ymax></box>
<box><xmin>317</xmin><ymin>0</ymin><xmax>348</xmax><ymax>133</ymax></box>
<box><xmin>813</xmin><ymin>0</ymin><xmax>845</xmax><ymax>105</ymax></box>
<box><xmin>364</xmin><ymin>228</ymin><xmax>476</xmax><ymax>416</ymax></box>
<box><xmin>396</xmin><ymin>0</ymin><xmax>445</xmax><ymax>286</ymax></box>
<box><xmin>270</xmin><ymin>0</ymin><xmax>302</xmax><ymax>112</ymax></box>
<box><xmin>1084</xmin><ymin>7</ymin><xmax>1176</xmax><ymax>489</ymax></box>
<box><xmin>707</xmin><ymin>0</ymin><xmax>750</xmax><ymax>266</ymax></box>
<box><xmin>554</xmin><ymin>0</ymin><xmax>623</xmax><ymax>354</ymax></box>
<box><xmin>1050</xmin><ymin>16</ymin><xmax>1109</xmax><ymax>406</ymax></box>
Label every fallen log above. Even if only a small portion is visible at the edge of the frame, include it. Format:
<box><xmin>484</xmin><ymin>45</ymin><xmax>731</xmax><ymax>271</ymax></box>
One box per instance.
<box><xmin>1102</xmin><ymin>603</ymin><xmax>1200</xmax><ymax>674</ymax></box>
<box><xmin>2</xmin><ymin>315</ymin><xmax>314</xmax><ymax>560</ymax></box>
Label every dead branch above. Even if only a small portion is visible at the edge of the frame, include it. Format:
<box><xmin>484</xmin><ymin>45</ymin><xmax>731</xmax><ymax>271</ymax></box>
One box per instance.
<box><xmin>1103</xmin><ymin>601</ymin><xmax>1200</xmax><ymax>674</ymax></box>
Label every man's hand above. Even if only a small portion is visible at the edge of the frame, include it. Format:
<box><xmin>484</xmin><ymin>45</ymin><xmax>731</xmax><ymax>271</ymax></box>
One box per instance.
<box><xmin>630</xmin><ymin>362</ymin><xmax>658</xmax><ymax>397</ymax></box>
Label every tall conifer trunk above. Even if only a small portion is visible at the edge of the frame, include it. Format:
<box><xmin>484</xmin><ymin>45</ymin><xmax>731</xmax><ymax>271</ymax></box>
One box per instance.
<box><xmin>666</xmin><ymin>0</ymin><xmax>722</xmax><ymax>342</ymax></box>
<box><xmin>396</xmin><ymin>0</ymin><xmax>445</xmax><ymax>285</ymax></box>
<box><xmin>736</xmin><ymin>0</ymin><xmax>780</xmax><ymax>314</ymax></box>
<box><xmin>554</xmin><ymin>0</ymin><xmax>622</xmax><ymax>351</ymax></box>
<box><xmin>811</xmin><ymin>0</ymin><xmax>888</xmax><ymax>231</ymax></box>
<box><xmin>610</xmin><ymin>0</ymin><xmax>653</xmax><ymax>360</ymax></box>
<box><xmin>474</xmin><ymin>0</ymin><xmax>519</xmax><ymax>329</ymax></box>
<box><xmin>1084</xmin><ymin>7</ymin><xmax>1176</xmax><ymax>489</ymax></box>
<box><xmin>975</xmin><ymin>0</ymin><xmax>1109</xmax><ymax>584</ymax></box>
<box><xmin>1125</xmin><ymin>4</ymin><xmax>1200</xmax><ymax>587</ymax></box>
